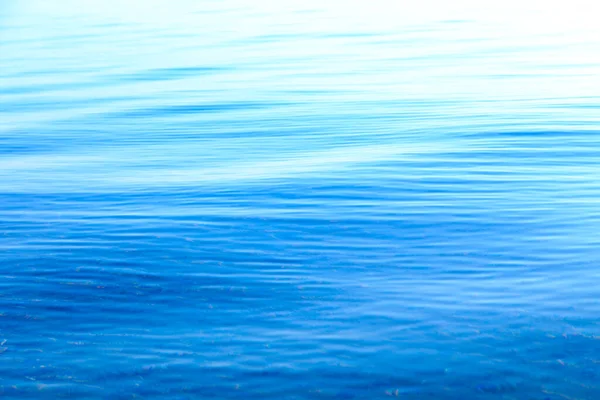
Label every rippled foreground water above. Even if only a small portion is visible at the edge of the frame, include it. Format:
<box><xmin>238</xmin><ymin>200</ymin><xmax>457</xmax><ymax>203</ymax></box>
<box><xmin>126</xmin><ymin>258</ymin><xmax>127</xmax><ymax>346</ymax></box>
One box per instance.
<box><xmin>2</xmin><ymin>1</ymin><xmax>600</xmax><ymax>398</ymax></box>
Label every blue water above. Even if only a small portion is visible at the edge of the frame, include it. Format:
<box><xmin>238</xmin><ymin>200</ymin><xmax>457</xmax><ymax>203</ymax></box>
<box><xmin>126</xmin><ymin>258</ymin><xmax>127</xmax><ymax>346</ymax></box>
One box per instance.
<box><xmin>2</xmin><ymin>1</ymin><xmax>600</xmax><ymax>398</ymax></box>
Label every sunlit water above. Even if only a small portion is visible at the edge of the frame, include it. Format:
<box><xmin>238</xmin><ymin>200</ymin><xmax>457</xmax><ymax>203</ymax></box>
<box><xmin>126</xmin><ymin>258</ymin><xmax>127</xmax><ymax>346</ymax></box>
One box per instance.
<box><xmin>2</xmin><ymin>1</ymin><xmax>600</xmax><ymax>398</ymax></box>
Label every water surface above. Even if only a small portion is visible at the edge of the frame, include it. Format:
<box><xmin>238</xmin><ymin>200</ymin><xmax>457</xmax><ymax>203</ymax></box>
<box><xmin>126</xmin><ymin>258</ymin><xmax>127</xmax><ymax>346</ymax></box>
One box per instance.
<box><xmin>1</xmin><ymin>1</ymin><xmax>600</xmax><ymax>398</ymax></box>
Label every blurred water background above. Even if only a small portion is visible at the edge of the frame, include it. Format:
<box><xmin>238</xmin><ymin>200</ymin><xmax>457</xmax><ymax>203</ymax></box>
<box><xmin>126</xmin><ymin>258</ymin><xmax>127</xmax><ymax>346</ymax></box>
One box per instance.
<box><xmin>1</xmin><ymin>0</ymin><xmax>600</xmax><ymax>398</ymax></box>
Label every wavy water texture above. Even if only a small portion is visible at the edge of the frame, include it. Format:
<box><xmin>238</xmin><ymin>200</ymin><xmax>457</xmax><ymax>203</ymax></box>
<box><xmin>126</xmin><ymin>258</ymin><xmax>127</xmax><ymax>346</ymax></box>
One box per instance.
<box><xmin>1</xmin><ymin>0</ymin><xmax>600</xmax><ymax>399</ymax></box>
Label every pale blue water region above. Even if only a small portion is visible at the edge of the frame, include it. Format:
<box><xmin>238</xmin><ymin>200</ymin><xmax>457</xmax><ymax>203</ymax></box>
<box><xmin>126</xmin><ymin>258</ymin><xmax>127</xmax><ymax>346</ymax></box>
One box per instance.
<box><xmin>2</xmin><ymin>1</ymin><xmax>600</xmax><ymax>399</ymax></box>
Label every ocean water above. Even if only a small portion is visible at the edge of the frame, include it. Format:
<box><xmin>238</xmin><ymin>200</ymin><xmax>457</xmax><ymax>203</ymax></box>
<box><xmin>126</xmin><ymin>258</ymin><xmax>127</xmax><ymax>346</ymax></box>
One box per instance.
<box><xmin>1</xmin><ymin>0</ymin><xmax>600</xmax><ymax>398</ymax></box>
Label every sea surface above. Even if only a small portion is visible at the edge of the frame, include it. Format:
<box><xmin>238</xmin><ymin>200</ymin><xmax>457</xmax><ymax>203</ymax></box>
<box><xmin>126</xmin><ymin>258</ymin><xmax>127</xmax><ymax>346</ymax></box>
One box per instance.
<box><xmin>1</xmin><ymin>1</ymin><xmax>600</xmax><ymax>398</ymax></box>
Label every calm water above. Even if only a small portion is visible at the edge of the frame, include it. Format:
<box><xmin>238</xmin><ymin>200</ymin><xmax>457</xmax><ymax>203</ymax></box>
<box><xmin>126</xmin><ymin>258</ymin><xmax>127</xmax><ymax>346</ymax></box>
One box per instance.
<box><xmin>2</xmin><ymin>1</ymin><xmax>600</xmax><ymax>398</ymax></box>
